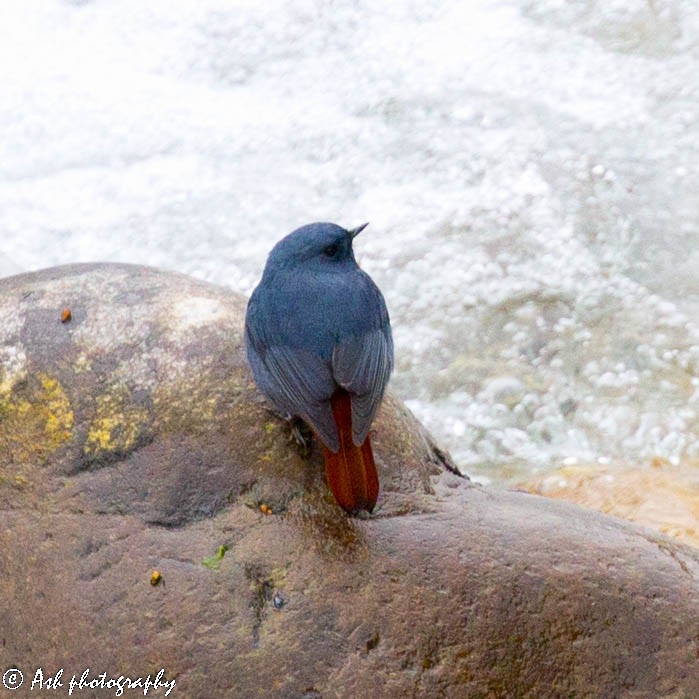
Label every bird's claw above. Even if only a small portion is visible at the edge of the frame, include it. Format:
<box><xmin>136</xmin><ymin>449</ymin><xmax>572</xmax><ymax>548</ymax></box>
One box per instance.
<box><xmin>287</xmin><ymin>416</ymin><xmax>313</xmax><ymax>458</ymax></box>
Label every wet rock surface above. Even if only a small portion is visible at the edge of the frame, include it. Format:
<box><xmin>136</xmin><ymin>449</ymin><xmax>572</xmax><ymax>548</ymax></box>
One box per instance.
<box><xmin>1</xmin><ymin>264</ymin><xmax>698</xmax><ymax>698</ymax></box>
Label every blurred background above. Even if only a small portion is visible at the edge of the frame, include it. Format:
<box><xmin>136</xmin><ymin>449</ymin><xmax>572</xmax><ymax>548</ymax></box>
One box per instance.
<box><xmin>2</xmin><ymin>0</ymin><xmax>698</xmax><ymax>542</ymax></box>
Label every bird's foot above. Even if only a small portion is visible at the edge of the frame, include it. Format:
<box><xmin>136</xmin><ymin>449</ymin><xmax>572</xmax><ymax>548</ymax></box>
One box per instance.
<box><xmin>287</xmin><ymin>416</ymin><xmax>313</xmax><ymax>458</ymax></box>
<box><xmin>262</xmin><ymin>407</ymin><xmax>314</xmax><ymax>458</ymax></box>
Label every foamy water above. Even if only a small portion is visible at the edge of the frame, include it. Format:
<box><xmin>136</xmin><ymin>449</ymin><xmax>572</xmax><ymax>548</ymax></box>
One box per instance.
<box><xmin>2</xmin><ymin>0</ymin><xmax>699</xmax><ymax>484</ymax></box>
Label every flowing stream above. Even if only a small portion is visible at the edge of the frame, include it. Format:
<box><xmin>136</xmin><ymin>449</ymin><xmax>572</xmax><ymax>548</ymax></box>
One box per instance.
<box><xmin>2</xmin><ymin>0</ymin><xmax>699</xmax><ymax>485</ymax></box>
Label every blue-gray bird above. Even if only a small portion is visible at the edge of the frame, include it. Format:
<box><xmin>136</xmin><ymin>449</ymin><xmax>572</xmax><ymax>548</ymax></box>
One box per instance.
<box><xmin>244</xmin><ymin>222</ymin><xmax>393</xmax><ymax>513</ymax></box>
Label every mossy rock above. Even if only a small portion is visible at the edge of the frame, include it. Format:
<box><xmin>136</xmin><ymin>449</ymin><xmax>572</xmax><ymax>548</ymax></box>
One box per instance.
<box><xmin>0</xmin><ymin>263</ymin><xmax>697</xmax><ymax>698</ymax></box>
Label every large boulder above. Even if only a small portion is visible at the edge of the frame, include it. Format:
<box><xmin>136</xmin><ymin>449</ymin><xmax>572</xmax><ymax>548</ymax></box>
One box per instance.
<box><xmin>1</xmin><ymin>263</ymin><xmax>697</xmax><ymax>698</ymax></box>
<box><xmin>519</xmin><ymin>462</ymin><xmax>699</xmax><ymax>549</ymax></box>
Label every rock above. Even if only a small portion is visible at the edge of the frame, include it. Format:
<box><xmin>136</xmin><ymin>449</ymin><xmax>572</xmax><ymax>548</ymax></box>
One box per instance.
<box><xmin>1</xmin><ymin>263</ymin><xmax>698</xmax><ymax>698</ymax></box>
<box><xmin>518</xmin><ymin>461</ymin><xmax>699</xmax><ymax>549</ymax></box>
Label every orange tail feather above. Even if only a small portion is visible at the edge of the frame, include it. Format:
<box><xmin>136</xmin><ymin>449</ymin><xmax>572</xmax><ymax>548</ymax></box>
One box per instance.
<box><xmin>323</xmin><ymin>390</ymin><xmax>379</xmax><ymax>513</ymax></box>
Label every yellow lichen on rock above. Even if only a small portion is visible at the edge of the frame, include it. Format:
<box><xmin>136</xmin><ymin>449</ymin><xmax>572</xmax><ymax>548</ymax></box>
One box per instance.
<box><xmin>152</xmin><ymin>379</ymin><xmax>219</xmax><ymax>435</ymax></box>
<box><xmin>39</xmin><ymin>374</ymin><xmax>74</xmax><ymax>450</ymax></box>
<box><xmin>0</xmin><ymin>372</ymin><xmax>74</xmax><ymax>466</ymax></box>
<box><xmin>84</xmin><ymin>385</ymin><xmax>149</xmax><ymax>461</ymax></box>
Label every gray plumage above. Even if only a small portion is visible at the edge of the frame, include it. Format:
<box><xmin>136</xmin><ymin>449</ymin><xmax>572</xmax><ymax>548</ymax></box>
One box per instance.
<box><xmin>245</xmin><ymin>222</ymin><xmax>393</xmax><ymax>452</ymax></box>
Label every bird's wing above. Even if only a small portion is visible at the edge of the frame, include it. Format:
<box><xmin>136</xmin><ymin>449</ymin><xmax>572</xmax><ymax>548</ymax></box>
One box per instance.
<box><xmin>247</xmin><ymin>324</ymin><xmax>340</xmax><ymax>450</ymax></box>
<box><xmin>332</xmin><ymin>325</ymin><xmax>394</xmax><ymax>446</ymax></box>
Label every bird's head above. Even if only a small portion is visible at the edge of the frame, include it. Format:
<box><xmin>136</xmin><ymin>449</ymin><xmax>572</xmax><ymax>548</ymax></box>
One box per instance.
<box><xmin>265</xmin><ymin>222</ymin><xmax>369</xmax><ymax>273</ymax></box>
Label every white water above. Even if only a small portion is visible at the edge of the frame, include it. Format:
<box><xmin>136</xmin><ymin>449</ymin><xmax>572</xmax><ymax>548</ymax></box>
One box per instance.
<box><xmin>2</xmin><ymin>0</ymin><xmax>699</xmax><ymax>483</ymax></box>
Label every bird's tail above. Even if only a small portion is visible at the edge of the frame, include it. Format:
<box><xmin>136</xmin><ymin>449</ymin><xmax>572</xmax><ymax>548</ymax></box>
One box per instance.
<box><xmin>323</xmin><ymin>389</ymin><xmax>379</xmax><ymax>513</ymax></box>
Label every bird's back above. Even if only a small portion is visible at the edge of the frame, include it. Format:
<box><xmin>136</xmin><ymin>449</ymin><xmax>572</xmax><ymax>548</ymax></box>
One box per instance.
<box><xmin>248</xmin><ymin>264</ymin><xmax>389</xmax><ymax>361</ymax></box>
<box><xmin>245</xmin><ymin>222</ymin><xmax>393</xmax><ymax>454</ymax></box>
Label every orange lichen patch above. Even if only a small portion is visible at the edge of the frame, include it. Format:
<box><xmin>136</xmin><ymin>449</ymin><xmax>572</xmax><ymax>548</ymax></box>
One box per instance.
<box><xmin>61</xmin><ymin>308</ymin><xmax>72</xmax><ymax>323</ymax></box>
<box><xmin>517</xmin><ymin>462</ymin><xmax>699</xmax><ymax>549</ymax></box>
<box><xmin>260</xmin><ymin>503</ymin><xmax>273</xmax><ymax>515</ymax></box>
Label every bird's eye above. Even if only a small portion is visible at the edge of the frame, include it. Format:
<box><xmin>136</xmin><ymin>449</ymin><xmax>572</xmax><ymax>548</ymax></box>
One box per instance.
<box><xmin>323</xmin><ymin>244</ymin><xmax>339</xmax><ymax>258</ymax></box>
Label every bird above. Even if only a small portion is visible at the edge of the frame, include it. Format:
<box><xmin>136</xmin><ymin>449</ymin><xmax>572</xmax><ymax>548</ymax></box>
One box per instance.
<box><xmin>245</xmin><ymin>222</ymin><xmax>393</xmax><ymax>514</ymax></box>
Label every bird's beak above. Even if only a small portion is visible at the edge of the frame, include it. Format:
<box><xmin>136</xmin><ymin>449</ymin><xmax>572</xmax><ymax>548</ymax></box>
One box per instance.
<box><xmin>348</xmin><ymin>222</ymin><xmax>369</xmax><ymax>239</ymax></box>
